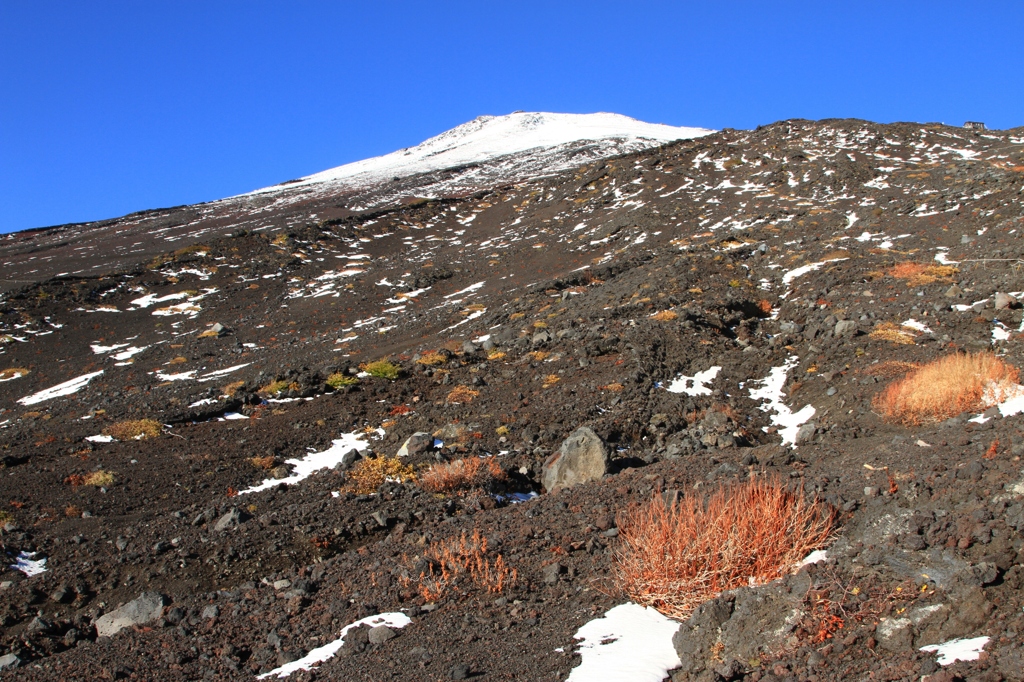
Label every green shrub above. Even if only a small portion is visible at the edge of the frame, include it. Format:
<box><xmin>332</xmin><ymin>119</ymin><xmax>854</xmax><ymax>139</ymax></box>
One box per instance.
<box><xmin>326</xmin><ymin>373</ymin><xmax>359</xmax><ymax>389</ymax></box>
<box><xmin>363</xmin><ymin>360</ymin><xmax>401</xmax><ymax>380</ymax></box>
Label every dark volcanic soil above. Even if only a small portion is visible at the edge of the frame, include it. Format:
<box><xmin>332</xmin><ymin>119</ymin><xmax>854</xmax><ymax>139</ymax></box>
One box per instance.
<box><xmin>1</xmin><ymin>119</ymin><xmax>1024</xmax><ymax>681</ymax></box>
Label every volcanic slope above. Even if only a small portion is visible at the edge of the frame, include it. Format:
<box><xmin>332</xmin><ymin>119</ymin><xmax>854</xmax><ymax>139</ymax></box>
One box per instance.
<box><xmin>1</xmin><ymin>118</ymin><xmax>1024</xmax><ymax>680</ymax></box>
<box><xmin>0</xmin><ymin>112</ymin><xmax>711</xmax><ymax>293</ymax></box>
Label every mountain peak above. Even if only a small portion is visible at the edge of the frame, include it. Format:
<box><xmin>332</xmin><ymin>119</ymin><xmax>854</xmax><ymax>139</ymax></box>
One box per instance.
<box><xmin>248</xmin><ymin>111</ymin><xmax>713</xmax><ymax>196</ymax></box>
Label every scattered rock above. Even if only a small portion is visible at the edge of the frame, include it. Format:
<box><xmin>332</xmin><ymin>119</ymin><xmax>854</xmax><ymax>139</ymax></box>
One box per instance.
<box><xmin>541</xmin><ymin>427</ymin><xmax>609</xmax><ymax>492</ymax></box>
<box><xmin>94</xmin><ymin>592</ymin><xmax>166</xmax><ymax>637</ymax></box>
<box><xmin>397</xmin><ymin>432</ymin><xmax>433</xmax><ymax>458</ymax></box>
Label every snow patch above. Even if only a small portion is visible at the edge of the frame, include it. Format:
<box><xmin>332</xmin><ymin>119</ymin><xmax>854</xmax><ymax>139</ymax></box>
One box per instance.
<box><xmin>566</xmin><ymin>603</ymin><xmax>681</xmax><ymax>682</ymax></box>
<box><xmin>257</xmin><ymin>612</ymin><xmax>412</xmax><ymax>679</ymax></box>
<box><xmin>11</xmin><ymin>551</ymin><xmax>47</xmax><ymax>576</ymax></box>
<box><xmin>781</xmin><ymin>258</ymin><xmax>848</xmax><ymax>287</ymax></box>
<box><xmin>748</xmin><ymin>357</ymin><xmax>815</xmax><ymax>447</ymax></box>
<box><xmin>666</xmin><ymin>366</ymin><xmax>721</xmax><ymax>396</ymax></box>
<box><xmin>920</xmin><ymin>636</ymin><xmax>989</xmax><ymax>666</ymax></box>
<box><xmin>18</xmin><ymin>371</ymin><xmax>104</xmax><ymax>406</ymax></box>
<box><xmin>240</xmin><ymin>432</ymin><xmax>371</xmax><ymax>494</ymax></box>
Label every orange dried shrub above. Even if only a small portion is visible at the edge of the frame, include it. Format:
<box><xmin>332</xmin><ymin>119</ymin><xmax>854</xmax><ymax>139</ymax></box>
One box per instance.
<box><xmin>872</xmin><ymin>352</ymin><xmax>1019</xmax><ymax>425</ymax></box>
<box><xmin>420</xmin><ymin>457</ymin><xmax>506</xmax><ymax>493</ymax></box>
<box><xmin>416</xmin><ymin>529</ymin><xmax>517</xmax><ymax>601</ymax></box>
<box><xmin>615</xmin><ymin>477</ymin><xmax>837</xmax><ymax>620</ymax></box>
<box><xmin>888</xmin><ymin>262</ymin><xmax>958</xmax><ymax>286</ymax></box>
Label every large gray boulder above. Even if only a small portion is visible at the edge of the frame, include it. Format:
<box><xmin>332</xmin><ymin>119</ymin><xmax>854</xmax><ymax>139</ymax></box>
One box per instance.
<box><xmin>94</xmin><ymin>592</ymin><xmax>166</xmax><ymax>637</ymax></box>
<box><xmin>541</xmin><ymin>427</ymin><xmax>609</xmax><ymax>492</ymax></box>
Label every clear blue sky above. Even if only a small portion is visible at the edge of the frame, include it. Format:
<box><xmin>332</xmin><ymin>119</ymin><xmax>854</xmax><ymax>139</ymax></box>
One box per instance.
<box><xmin>2</xmin><ymin>2</ymin><xmax>1022</xmax><ymax>233</ymax></box>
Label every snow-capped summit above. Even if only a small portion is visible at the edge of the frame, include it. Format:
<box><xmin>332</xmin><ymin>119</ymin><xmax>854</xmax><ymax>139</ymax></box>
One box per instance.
<box><xmin>247</xmin><ymin>112</ymin><xmax>712</xmax><ymax>197</ymax></box>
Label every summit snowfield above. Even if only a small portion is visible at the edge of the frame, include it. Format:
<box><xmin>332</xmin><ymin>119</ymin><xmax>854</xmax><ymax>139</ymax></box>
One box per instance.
<box><xmin>247</xmin><ymin>112</ymin><xmax>714</xmax><ymax>196</ymax></box>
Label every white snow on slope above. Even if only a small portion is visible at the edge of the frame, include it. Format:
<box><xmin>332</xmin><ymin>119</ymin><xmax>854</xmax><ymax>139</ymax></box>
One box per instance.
<box><xmin>748</xmin><ymin>357</ymin><xmax>815</xmax><ymax>447</ymax></box>
<box><xmin>666</xmin><ymin>366</ymin><xmax>721</xmax><ymax>396</ymax></box>
<box><xmin>11</xmin><ymin>551</ymin><xmax>47</xmax><ymax>576</ymax></box>
<box><xmin>245</xmin><ymin>112</ymin><xmax>712</xmax><ymax>195</ymax></box>
<box><xmin>920</xmin><ymin>636</ymin><xmax>989</xmax><ymax>666</ymax></box>
<box><xmin>258</xmin><ymin>612</ymin><xmax>412</xmax><ymax>679</ymax></box>
<box><xmin>566</xmin><ymin>603</ymin><xmax>681</xmax><ymax>682</ymax></box>
<box><xmin>18</xmin><ymin>371</ymin><xmax>104</xmax><ymax>406</ymax></box>
<box><xmin>240</xmin><ymin>432</ymin><xmax>371</xmax><ymax>494</ymax></box>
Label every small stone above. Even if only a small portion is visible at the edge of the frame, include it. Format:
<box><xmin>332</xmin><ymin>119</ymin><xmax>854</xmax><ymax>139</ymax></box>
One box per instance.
<box><xmin>864</xmin><ymin>486</ymin><xmax>879</xmax><ymax>498</ymax></box>
<box><xmin>201</xmin><ymin>605</ymin><xmax>219</xmax><ymax>620</ymax></box>
<box><xmin>368</xmin><ymin>625</ymin><xmax>396</xmax><ymax>644</ymax></box>
<box><xmin>542</xmin><ymin>562</ymin><xmax>564</xmax><ymax>585</ymax></box>
<box><xmin>834</xmin><ymin>320</ymin><xmax>858</xmax><ymax>337</ymax></box>
<box><xmin>945</xmin><ymin>284</ymin><xmax>963</xmax><ymax>298</ymax></box>
<box><xmin>214</xmin><ymin>508</ymin><xmax>250</xmax><ymax>532</ymax></box>
<box><xmin>794</xmin><ymin>422</ymin><xmax>816</xmax><ymax>444</ymax></box>
<box><xmin>115</xmin><ymin>536</ymin><xmax>129</xmax><ymax>551</ymax></box>
<box><xmin>94</xmin><ymin>592</ymin><xmax>166</xmax><ymax>637</ymax></box>
<box><xmin>542</xmin><ymin>427</ymin><xmax>609</xmax><ymax>492</ymax></box>
<box><xmin>396</xmin><ymin>432</ymin><xmax>433</xmax><ymax>458</ymax></box>
<box><xmin>0</xmin><ymin>653</ymin><xmax>20</xmax><ymax>670</ymax></box>
<box><xmin>994</xmin><ymin>292</ymin><xmax>1018</xmax><ymax>310</ymax></box>
<box><xmin>451</xmin><ymin>664</ymin><xmax>470</xmax><ymax>680</ymax></box>
<box><xmin>461</xmin><ymin>341</ymin><xmax>479</xmax><ymax>354</ymax></box>
<box><xmin>273</xmin><ymin>579</ymin><xmax>291</xmax><ymax>591</ymax></box>
<box><xmin>270</xmin><ymin>465</ymin><xmax>291</xmax><ymax>479</ymax></box>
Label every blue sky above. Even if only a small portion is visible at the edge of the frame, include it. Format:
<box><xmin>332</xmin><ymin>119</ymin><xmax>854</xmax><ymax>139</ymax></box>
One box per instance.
<box><xmin>2</xmin><ymin>2</ymin><xmax>1022</xmax><ymax>233</ymax></box>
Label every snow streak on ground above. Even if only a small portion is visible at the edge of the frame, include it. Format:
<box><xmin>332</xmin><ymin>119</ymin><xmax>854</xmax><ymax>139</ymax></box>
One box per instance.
<box><xmin>257</xmin><ymin>612</ymin><xmax>412</xmax><ymax>679</ymax></box>
<box><xmin>566</xmin><ymin>603</ymin><xmax>681</xmax><ymax>682</ymax></box>
<box><xmin>10</xmin><ymin>552</ymin><xmax>47</xmax><ymax>577</ymax></box>
<box><xmin>920</xmin><ymin>636</ymin><xmax>989</xmax><ymax>666</ymax></box>
<box><xmin>240</xmin><ymin>432</ymin><xmax>371</xmax><ymax>494</ymax></box>
<box><xmin>666</xmin><ymin>366</ymin><xmax>721</xmax><ymax>396</ymax></box>
<box><xmin>17</xmin><ymin>371</ymin><xmax>104</xmax><ymax>406</ymax></box>
<box><xmin>747</xmin><ymin>357</ymin><xmax>815</xmax><ymax>447</ymax></box>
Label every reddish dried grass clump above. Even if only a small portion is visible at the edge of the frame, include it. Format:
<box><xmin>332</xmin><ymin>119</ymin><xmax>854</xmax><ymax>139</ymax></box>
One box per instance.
<box><xmin>888</xmin><ymin>262</ymin><xmax>958</xmax><ymax>286</ymax></box>
<box><xmin>872</xmin><ymin>352</ymin><xmax>1019</xmax><ymax>424</ymax></box>
<box><xmin>445</xmin><ymin>385</ymin><xmax>480</xmax><ymax>404</ymax></box>
<box><xmin>420</xmin><ymin>457</ymin><xmax>506</xmax><ymax>493</ymax></box>
<box><xmin>414</xmin><ymin>529</ymin><xmax>517</xmax><ymax>602</ymax></box>
<box><xmin>615</xmin><ymin>477</ymin><xmax>837</xmax><ymax>620</ymax></box>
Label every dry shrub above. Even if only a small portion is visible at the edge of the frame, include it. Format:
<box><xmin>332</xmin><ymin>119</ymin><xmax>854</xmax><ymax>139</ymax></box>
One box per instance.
<box><xmin>168</xmin><ymin>356</ymin><xmax>188</xmax><ymax>365</ymax></box>
<box><xmin>615</xmin><ymin>477</ymin><xmax>837</xmax><ymax>620</ymax></box>
<box><xmin>446</xmin><ymin>385</ymin><xmax>480</xmax><ymax>404</ymax></box>
<box><xmin>348</xmin><ymin>456</ymin><xmax>416</xmax><ymax>494</ymax></box>
<box><xmin>542</xmin><ymin>374</ymin><xmax>561</xmax><ymax>388</ymax></box>
<box><xmin>415</xmin><ymin>530</ymin><xmax>517</xmax><ymax>602</ymax></box>
<box><xmin>868</xmin><ymin>322</ymin><xmax>916</xmax><ymax>345</ymax></box>
<box><xmin>600</xmin><ymin>383</ymin><xmax>624</xmax><ymax>392</ymax></box>
<box><xmin>872</xmin><ymin>352</ymin><xmax>1020</xmax><ymax>424</ymax></box>
<box><xmin>757</xmin><ymin>299</ymin><xmax>773</xmax><ymax>315</ymax></box>
<box><xmin>0</xmin><ymin>368</ymin><xmax>29</xmax><ymax>381</ymax></box>
<box><xmin>68</xmin><ymin>470</ymin><xmax>116</xmax><ymax>487</ymax></box>
<box><xmin>103</xmin><ymin>419</ymin><xmax>162</xmax><ymax>441</ymax></box>
<box><xmin>888</xmin><ymin>262</ymin><xmax>958</xmax><ymax>286</ymax></box>
<box><xmin>249</xmin><ymin>456</ymin><xmax>276</xmax><ymax>470</ymax></box>
<box><xmin>487</xmin><ymin>351</ymin><xmax>506</xmax><ymax>361</ymax></box>
<box><xmin>416</xmin><ymin>351</ymin><xmax>448</xmax><ymax>366</ymax></box>
<box><xmin>420</xmin><ymin>457</ymin><xmax>506</xmax><ymax>493</ymax></box>
<box><xmin>197</xmin><ymin>329</ymin><xmax>220</xmax><ymax>339</ymax></box>
<box><xmin>528</xmin><ymin>350</ymin><xmax>550</xmax><ymax>362</ymax></box>
<box><xmin>222</xmin><ymin>380</ymin><xmax>245</xmax><ymax>396</ymax></box>
<box><xmin>260</xmin><ymin>379</ymin><xmax>298</xmax><ymax>395</ymax></box>
<box><xmin>651</xmin><ymin>310</ymin><xmax>679</xmax><ymax>322</ymax></box>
